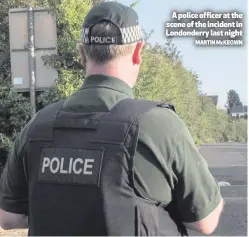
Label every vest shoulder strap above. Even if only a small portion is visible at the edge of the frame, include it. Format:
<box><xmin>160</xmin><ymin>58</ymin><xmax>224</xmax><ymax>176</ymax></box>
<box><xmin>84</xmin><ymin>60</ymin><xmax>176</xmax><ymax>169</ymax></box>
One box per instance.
<box><xmin>91</xmin><ymin>98</ymin><xmax>176</xmax><ymax>144</ymax></box>
<box><xmin>29</xmin><ymin>100</ymin><xmax>65</xmax><ymax>141</ymax></box>
<box><xmin>103</xmin><ymin>98</ymin><xmax>176</xmax><ymax>122</ymax></box>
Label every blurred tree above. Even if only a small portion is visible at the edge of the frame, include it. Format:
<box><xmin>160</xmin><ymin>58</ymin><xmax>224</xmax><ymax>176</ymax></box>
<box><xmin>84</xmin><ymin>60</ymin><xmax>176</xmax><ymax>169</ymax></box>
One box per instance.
<box><xmin>226</xmin><ymin>89</ymin><xmax>243</xmax><ymax>114</ymax></box>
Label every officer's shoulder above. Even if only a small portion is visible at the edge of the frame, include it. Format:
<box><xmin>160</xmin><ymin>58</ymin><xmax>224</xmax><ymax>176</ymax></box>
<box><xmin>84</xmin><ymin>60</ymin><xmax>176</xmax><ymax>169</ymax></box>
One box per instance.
<box><xmin>35</xmin><ymin>100</ymin><xmax>65</xmax><ymax>120</ymax></box>
<box><xmin>13</xmin><ymin>101</ymin><xmax>62</xmax><ymax>154</ymax></box>
<box><xmin>20</xmin><ymin>100</ymin><xmax>64</xmax><ymax>136</ymax></box>
<box><xmin>39</xmin><ymin>100</ymin><xmax>65</xmax><ymax>114</ymax></box>
<box><xmin>137</xmin><ymin>101</ymin><xmax>185</xmax><ymax>135</ymax></box>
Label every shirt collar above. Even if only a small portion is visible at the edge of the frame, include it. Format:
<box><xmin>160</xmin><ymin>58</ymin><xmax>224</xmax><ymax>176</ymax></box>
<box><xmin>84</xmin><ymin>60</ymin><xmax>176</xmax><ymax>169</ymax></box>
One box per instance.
<box><xmin>80</xmin><ymin>74</ymin><xmax>135</xmax><ymax>99</ymax></box>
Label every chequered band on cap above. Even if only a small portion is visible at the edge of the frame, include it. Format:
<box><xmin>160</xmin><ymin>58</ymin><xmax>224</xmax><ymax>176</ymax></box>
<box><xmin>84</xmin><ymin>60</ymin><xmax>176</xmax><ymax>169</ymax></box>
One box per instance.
<box><xmin>82</xmin><ymin>28</ymin><xmax>90</xmax><ymax>44</ymax></box>
<box><xmin>81</xmin><ymin>25</ymin><xmax>142</xmax><ymax>44</ymax></box>
<box><xmin>120</xmin><ymin>25</ymin><xmax>142</xmax><ymax>44</ymax></box>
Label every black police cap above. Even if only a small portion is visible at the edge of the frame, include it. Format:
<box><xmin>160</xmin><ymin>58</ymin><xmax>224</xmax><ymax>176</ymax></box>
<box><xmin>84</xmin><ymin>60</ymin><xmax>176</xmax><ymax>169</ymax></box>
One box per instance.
<box><xmin>81</xmin><ymin>1</ymin><xmax>142</xmax><ymax>45</ymax></box>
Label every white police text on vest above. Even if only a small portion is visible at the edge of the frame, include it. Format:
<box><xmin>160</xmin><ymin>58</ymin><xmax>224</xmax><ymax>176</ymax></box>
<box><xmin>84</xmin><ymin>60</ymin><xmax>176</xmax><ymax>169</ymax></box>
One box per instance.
<box><xmin>90</xmin><ymin>36</ymin><xmax>116</xmax><ymax>44</ymax></box>
<box><xmin>41</xmin><ymin>157</ymin><xmax>94</xmax><ymax>175</ymax></box>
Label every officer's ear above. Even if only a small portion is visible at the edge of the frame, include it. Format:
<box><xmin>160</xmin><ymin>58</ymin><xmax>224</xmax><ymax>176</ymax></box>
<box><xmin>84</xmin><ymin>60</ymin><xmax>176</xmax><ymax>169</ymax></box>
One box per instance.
<box><xmin>132</xmin><ymin>41</ymin><xmax>145</xmax><ymax>65</ymax></box>
<box><xmin>76</xmin><ymin>42</ymin><xmax>86</xmax><ymax>68</ymax></box>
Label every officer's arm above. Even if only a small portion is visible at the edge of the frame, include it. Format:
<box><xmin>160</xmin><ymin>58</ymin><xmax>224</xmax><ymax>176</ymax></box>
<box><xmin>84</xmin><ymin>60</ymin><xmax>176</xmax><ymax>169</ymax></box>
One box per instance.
<box><xmin>0</xmin><ymin>116</ymin><xmax>36</xmax><ymax>230</ymax></box>
<box><xmin>172</xmin><ymin>122</ymin><xmax>224</xmax><ymax>235</ymax></box>
<box><xmin>0</xmin><ymin>210</ymin><xmax>28</xmax><ymax>230</ymax></box>
<box><xmin>0</xmin><ymin>136</ymin><xmax>29</xmax><ymax>230</ymax></box>
<box><xmin>182</xmin><ymin>199</ymin><xmax>224</xmax><ymax>234</ymax></box>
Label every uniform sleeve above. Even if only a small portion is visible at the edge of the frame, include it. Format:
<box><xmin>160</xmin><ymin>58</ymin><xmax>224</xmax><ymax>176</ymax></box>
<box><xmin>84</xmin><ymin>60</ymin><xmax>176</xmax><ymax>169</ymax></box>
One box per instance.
<box><xmin>172</xmin><ymin>122</ymin><xmax>222</xmax><ymax>223</ymax></box>
<box><xmin>0</xmin><ymin>116</ymin><xmax>36</xmax><ymax>215</ymax></box>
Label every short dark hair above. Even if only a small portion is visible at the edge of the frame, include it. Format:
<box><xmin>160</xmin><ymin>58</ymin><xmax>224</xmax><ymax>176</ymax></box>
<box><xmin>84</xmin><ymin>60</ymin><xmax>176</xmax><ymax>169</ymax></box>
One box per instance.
<box><xmin>82</xmin><ymin>20</ymin><xmax>135</xmax><ymax>64</ymax></box>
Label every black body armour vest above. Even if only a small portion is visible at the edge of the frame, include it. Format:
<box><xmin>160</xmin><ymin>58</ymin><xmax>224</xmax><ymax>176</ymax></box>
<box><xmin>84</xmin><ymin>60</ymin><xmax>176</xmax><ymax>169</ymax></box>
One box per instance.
<box><xmin>26</xmin><ymin>98</ymin><xmax>188</xmax><ymax>236</ymax></box>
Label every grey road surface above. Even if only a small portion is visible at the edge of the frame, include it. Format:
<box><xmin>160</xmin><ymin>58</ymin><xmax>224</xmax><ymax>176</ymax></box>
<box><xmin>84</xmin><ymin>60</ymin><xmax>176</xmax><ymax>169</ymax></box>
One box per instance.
<box><xmin>189</xmin><ymin>143</ymin><xmax>247</xmax><ymax>236</ymax></box>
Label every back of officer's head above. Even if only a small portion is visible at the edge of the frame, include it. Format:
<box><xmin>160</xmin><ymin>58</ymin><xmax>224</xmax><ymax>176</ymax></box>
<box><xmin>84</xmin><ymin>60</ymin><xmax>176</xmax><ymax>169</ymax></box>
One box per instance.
<box><xmin>77</xmin><ymin>1</ymin><xmax>144</xmax><ymax>87</ymax></box>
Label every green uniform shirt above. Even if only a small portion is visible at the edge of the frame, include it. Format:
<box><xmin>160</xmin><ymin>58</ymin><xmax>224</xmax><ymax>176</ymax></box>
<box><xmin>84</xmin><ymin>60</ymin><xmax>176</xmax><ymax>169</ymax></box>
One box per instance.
<box><xmin>0</xmin><ymin>74</ymin><xmax>222</xmax><ymax>222</ymax></box>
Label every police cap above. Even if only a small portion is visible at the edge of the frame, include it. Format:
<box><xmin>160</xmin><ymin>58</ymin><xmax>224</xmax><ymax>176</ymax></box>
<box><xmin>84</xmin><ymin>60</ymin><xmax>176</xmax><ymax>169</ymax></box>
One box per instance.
<box><xmin>81</xmin><ymin>1</ymin><xmax>142</xmax><ymax>45</ymax></box>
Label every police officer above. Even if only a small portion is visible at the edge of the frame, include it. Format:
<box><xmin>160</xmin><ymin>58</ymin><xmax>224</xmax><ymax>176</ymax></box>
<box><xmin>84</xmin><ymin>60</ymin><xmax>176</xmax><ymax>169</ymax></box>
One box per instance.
<box><xmin>0</xmin><ymin>1</ymin><xmax>224</xmax><ymax>236</ymax></box>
